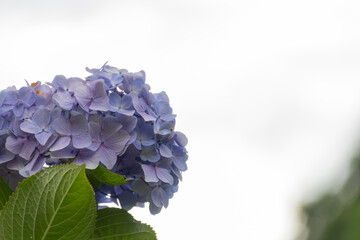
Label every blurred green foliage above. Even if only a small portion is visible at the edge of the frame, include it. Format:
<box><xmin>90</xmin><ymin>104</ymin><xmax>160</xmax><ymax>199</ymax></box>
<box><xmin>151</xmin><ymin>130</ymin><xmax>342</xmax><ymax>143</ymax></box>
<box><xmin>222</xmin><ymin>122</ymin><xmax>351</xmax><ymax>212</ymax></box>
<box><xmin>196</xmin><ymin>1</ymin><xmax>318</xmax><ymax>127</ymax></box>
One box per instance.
<box><xmin>297</xmin><ymin>151</ymin><xmax>360</xmax><ymax>240</ymax></box>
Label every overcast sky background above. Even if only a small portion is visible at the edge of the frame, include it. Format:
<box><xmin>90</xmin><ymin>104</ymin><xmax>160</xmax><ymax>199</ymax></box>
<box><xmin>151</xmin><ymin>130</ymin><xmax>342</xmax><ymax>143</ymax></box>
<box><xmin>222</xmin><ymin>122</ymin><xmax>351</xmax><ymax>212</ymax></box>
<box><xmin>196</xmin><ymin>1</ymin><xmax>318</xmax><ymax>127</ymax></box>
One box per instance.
<box><xmin>1</xmin><ymin>0</ymin><xmax>360</xmax><ymax>239</ymax></box>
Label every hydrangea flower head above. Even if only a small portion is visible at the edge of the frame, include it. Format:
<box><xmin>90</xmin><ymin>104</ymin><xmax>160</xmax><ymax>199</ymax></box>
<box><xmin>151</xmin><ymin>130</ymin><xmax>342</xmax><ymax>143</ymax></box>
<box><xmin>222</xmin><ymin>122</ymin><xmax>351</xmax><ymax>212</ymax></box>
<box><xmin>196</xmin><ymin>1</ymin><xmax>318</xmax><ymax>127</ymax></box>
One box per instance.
<box><xmin>0</xmin><ymin>64</ymin><xmax>188</xmax><ymax>214</ymax></box>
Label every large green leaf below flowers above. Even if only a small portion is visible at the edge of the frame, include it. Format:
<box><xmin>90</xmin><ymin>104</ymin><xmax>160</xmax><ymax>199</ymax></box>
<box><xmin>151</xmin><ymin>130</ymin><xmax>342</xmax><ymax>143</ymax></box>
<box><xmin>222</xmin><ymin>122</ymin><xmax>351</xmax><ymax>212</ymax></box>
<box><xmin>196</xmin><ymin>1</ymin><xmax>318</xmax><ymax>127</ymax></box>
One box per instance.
<box><xmin>90</xmin><ymin>208</ymin><xmax>157</xmax><ymax>240</ymax></box>
<box><xmin>0</xmin><ymin>164</ymin><xmax>96</xmax><ymax>240</ymax></box>
<box><xmin>0</xmin><ymin>176</ymin><xmax>11</xmax><ymax>212</ymax></box>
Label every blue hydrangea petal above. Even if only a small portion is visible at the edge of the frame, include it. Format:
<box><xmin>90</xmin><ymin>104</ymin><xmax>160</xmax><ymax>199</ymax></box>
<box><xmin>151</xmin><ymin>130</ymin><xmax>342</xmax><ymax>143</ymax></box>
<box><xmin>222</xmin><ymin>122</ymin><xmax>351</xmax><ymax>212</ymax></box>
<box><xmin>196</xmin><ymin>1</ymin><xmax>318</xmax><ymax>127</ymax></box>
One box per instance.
<box><xmin>115</xmin><ymin>115</ymin><xmax>137</xmax><ymax>133</ymax></box>
<box><xmin>172</xmin><ymin>146</ymin><xmax>188</xmax><ymax>171</ymax></box>
<box><xmin>149</xmin><ymin>203</ymin><xmax>162</xmax><ymax>215</ymax></box>
<box><xmin>104</xmin><ymin>130</ymin><xmax>130</xmax><ymax>154</ymax></box>
<box><xmin>35</xmin><ymin>131</ymin><xmax>52</xmax><ymax>146</ymax></box>
<box><xmin>109</xmin><ymin>92</ymin><xmax>122</xmax><ymax>109</ymax></box>
<box><xmin>154</xmin><ymin>101</ymin><xmax>172</xmax><ymax>117</ymax></box>
<box><xmin>53</xmin><ymin>118</ymin><xmax>71</xmax><ymax>135</ymax></box>
<box><xmin>74</xmin><ymin>84</ymin><xmax>92</xmax><ymax>112</ymax></box>
<box><xmin>117</xmin><ymin>109</ymin><xmax>135</xmax><ymax>116</ymax></box>
<box><xmin>140</xmin><ymin>145</ymin><xmax>160</xmax><ymax>162</ymax></box>
<box><xmin>90</xmin><ymin>96</ymin><xmax>110</xmax><ymax>112</ymax></box>
<box><xmin>153</xmin><ymin>91</ymin><xmax>169</xmax><ymax>102</ymax></box>
<box><xmin>6</xmin><ymin>156</ymin><xmax>26</xmax><ymax>171</ymax></box>
<box><xmin>13</xmin><ymin>104</ymin><xmax>25</xmax><ymax>117</ymax></box>
<box><xmin>73</xmin><ymin>149</ymin><xmax>99</xmax><ymax>169</ymax></box>
<box><xmin>0</xmin><ymin>147</ymin><xmax>15</xmax><ymax>164</ymax></box>
<box><xmin>72</xmin><ymin>132</ymin><xmax>92</xmax><ymax>149</ymax></box>
<box><xmin>141</xmin><ymin>165</ymin><xmax>158</xmax><ymax>183</ymax></box>
<box><xmin>154</xmin><ymin>121</ymin><xmax>174</xmax><ymax>135</ymax></box>
<box><xmin>20</xmin><ymin>120</ymin><xmax>41</xmax><ymax>134</ymax></box>
<box><xmin>32</xmin><ymin>108</ymin><xmax>51</xmax><ymax>129</ymax></box>
<box><xmin>5</xmin><ymin>136</ymin><xmax>24</xmax><ymax>154</ymax></box>
<box><xmin>50</xmin><ymin>136</ymin><xmax>71</xmax><ymax>151</ymax></box>
<box><xmin>53</xmin><ymin>91</ymin><xmax>75</xmax><ymax>110</ymax></box>
<box><xmin>70</xmin><ymin>115</ymin><xmax>89</xmax><ymax>135</ymax></box>
<box><xmin>156</xmin><ymin>167</ymin><xmax>174</xmax><ymax>185</ymax></box>
<box><xmin>102</xmin><ymin>122</ymin><xmax>123</xmax><ymax>140</ymax></box>
<box><xmin>19</xmin><ymin>140</ymin><xmax>37</xmax><ymax>160</ymax></box>
<box><xmin>19</xmin><ymin>152</ymin><xmax>46</xmax><ymax>177</ymax></box>
<box><xmin>97</xmin><ymin>146</ymin><xmax>117</xmax><ymax>169</ymax></box>
<box><xmin>3</xmin><ymin>91</ymin><xmax>17</xmax><ymax>105</ymax></box>
<box><xmin>19</xmin><ymin>87</ymin><xmax>35</xmax><ymax>107</ymax></box>
<box><xmin>151</xmin><ymin>187</ymin><xmax>168</xmax><ymax>208</ymax></box>
<box><xmin>50</xmin><ymin>146</ymin><xmax>76</xmax><ymax>159</ymax></box>
<box><xmin>175</xmin><ymin>132</ymin><xmax>188</xmax><ymax>147</ymax></box>
<box><xmin>171</xmin><ymin>165</ymin><xmax>182</xmax><ymax>181</ymax></box>
<box><xmin>131</xmin><ymin>95</ymin><xmax>156</xmax><ymax>121</ymax></box>
<box><xmin>159</xmin><ymin>144</ymin><xmax>172</xmax><ymax>158</ymax></box>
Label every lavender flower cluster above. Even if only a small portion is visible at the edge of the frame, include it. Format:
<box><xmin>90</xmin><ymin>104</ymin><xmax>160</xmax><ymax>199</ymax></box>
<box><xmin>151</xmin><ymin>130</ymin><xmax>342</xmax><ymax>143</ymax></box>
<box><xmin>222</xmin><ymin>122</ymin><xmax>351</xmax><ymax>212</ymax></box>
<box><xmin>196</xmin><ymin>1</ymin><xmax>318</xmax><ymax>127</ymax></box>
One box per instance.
<box><xmin>0</xmin><ymin>64</ymin><xmax>188</xmax><ymax>214</ymax></box>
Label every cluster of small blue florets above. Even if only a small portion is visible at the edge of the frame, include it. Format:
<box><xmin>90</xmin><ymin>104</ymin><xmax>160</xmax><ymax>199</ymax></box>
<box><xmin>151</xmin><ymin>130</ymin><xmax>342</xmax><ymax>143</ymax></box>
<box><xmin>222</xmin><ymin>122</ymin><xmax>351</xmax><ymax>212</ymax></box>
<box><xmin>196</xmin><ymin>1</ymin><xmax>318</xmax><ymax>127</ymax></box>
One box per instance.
<box><xmin>0</xmin><ymin>64</ymin><xmax>188</xmax><ymax>214</ymax></box>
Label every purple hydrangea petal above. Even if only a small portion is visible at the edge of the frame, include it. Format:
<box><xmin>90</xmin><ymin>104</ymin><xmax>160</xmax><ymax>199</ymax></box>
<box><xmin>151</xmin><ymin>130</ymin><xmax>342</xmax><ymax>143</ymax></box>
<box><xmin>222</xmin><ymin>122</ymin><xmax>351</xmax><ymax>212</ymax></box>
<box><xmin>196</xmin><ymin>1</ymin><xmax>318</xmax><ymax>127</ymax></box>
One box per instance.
<box><xmin>141</xmin><ymin>165</ymin><xmax>158</xmax><ymax>183</ymax></box>
<box><xmin>72</xmin><ymin>132</ymin><xmax>92</xmax><ymax>149</ymax></box>
<box><xmin>19</xmin><ymin>141</ymin><xmax>37</xmax><ymax>160</ymax></box>
<box><xmin>50</xmin><ymin>136</ymin><xmax>71</xmax><ymax>151</ymax></box>
<box><xmin>149</xmin><ymin>203</ymin><xmax>162</xmax><ymax>215</ymax></box>
<box><xmin>74</xmin><ymin>84</ymin><xmax>92</xmax><ymax>112</ymax></box>
<box><xmin>172</xmin><ymin>146</ymin><xmax>188</xmax><ymax>171</ymax></box>
<box><xmin>33</xmin><ymin>108</ymin><xmax>51</xmax><ymax>129</ymax></box>
<box><xmin>19</xmin><ymin>87</ymin><xmax>35</xmax><ymax>107</ymax></box>
<box><xmin>7</xmin><ymin>157</ymin><xmax>26</xmax><ymax>171</ymax></box>
<box><xmin>171</xmin><ymin>165</ymin><xmax>182</xmax><ymax>181</ymax></box>
<box><xmin>104</xmin><ymin>130</ymin><xmax>130</xmax><ymax>153</ymax></box>
<box><xmin>159</xmin><ymin>144</ymin><xmax>172</xmax><ymax>158</ymax></box>
<box><xmin>5</xmin><ymin>136</ymin><xmax>24</xmax><ymax>154</ymax></box>
<box><xmin>0</xmin><ymin>166</ymin><xmax>25</xmax><ymax>191</ymax></box>
<box><xmin>90</xmin><ymin>96</ymin><xmax>110</xmax><ymax>112</ymax></box>
<box><xmin>97</xmin><ymin>146</ymin><xmax>117</xmax><ymax>169</ymax></box>
<box><xmin>53</xmin><ymin>91</ymin><xmax>75</xmax><ymax>110</ymax></box>
<box><xmin>153</xmin><ymin>91</ymin><xmax>169</xmax><ymax>102</ymax></box>
<box><xmin>133</xmin><ymin>140</ymin><xmax>142</xmax><ymax>150</ymax></box>
<box><xmin>35</xmin><ymin>131</ymin><xmax>52</xmax><ymax>146</ymax></box>
<box><xmin>140</xmin><ymin>145</ymin><xmax>160</xmax><ymax>162</ymax></box>
<box><xmin>154</xmin><ymin>121</ymin><xmax>174</xmax><ymax>135</ymax></box>
<box><xmin>13</xmin><ymin>104</ymin><xmax>25</xmax><ymax>117</ymax></box>
<box><xmin>0</xmin><ymin>148</ymin><xmax>15</xmax><ymax>164</ymax></box>
<box><xmin>151</xmin><ymin>187</ymin><xmax>168</xmax><ymax>208</ymax></box>
<box><xmin>20</xmin><ymin>120</ymin><xmax>41</xmax><ymax>134</ymax></box>
<box><xmin>19</xmin><ymin>152</ymin><xmax>46</xmax><ymax>177</ymax></box>
<box><xmin>175</xmin><ymin>132</ymin><xmax>188</xmax><ymax>147</ymax></box>
<box><xmin>120</xmin><ymin>94</ymin><xmax>133</xmax><ymax>108</ymax></box>
<box><xmin>132</xmin><ymin>95</ymin><xmax>156</xmax><ymax>121</ymax></box>
<box><xmin>154</xmin><ymin>101</ymin><xmax>172</xmax><ymax>117</ymax></box>
<box><xmin>54</xmin><ymin>118</ymin><xmax>71</xmax><ymax>135</ymax></box>
<box><xmin>34</xmin><ymin>84</ymin><xmax>53</xmax><ymax>106</ymax></box>
<box><xmin>114</xmin><ymin>115</ymin><xmax>137</xmax><ymax>133</ymax></box>
<box><xmin>38</xmin><ymin>135</ymin><xmax>57</xmax><ymax>152</ymax></box>
<box><xmin>3</xmin><ymin>91</ymin><xmax>17</xmax><ymax>105</ymax></box>
<box><xmin>73</xmin><ymin>149</ymin><xmax>99</xmax><ymax>169</ymax></box>
<box><xmin>156</xmin><ymin>167</ymin><xmax>174</xmax><ymax>185</ymax></box>
<box><xmin>50</xmin><ymin>146</ymin><xmax>77</xmax><ymax>159</ymax></box>
<box><xmin>102</xmin><ymin>121</ymin><xmax>123</xmax><ymax>140</ymax></box>
<box><xmin>70</xmin><ymin>115</ymin><xmax>89</xmax><ymax>135</ymax></box>
<box><xmin>109</xmin><ymin>92</ymin><xmax>122</xmax><ymax>108</ymax></box>
<box><xmin>117</xmin><ymin>109</ymin><xmax>135</xmax><ymax>116</ymax></box>
<box><xmin>51</xmin><ymin>75</ymin><xmax>68</xmax><ymax>91</ymax></box>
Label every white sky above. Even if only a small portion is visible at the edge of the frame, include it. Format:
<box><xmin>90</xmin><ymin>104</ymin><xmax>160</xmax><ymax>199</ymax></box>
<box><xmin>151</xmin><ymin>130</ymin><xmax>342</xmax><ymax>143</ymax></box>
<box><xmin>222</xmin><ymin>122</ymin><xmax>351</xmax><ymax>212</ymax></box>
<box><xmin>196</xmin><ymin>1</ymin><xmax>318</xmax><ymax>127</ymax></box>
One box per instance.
<box><xmin>1</xmin><ymin>0</ymin><xmax>360</xmax><ymax>239</ymax></box>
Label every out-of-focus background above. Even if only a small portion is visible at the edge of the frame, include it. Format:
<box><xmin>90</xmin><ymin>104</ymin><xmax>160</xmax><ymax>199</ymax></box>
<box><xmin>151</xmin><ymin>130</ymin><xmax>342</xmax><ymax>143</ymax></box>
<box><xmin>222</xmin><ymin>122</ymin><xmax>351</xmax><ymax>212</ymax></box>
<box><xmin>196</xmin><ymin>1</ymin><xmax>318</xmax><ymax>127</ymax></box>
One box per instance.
<box><xmin>1</xmin><ymin>0</ymin><xmax>360</xmax><ymax>239</ymax></box>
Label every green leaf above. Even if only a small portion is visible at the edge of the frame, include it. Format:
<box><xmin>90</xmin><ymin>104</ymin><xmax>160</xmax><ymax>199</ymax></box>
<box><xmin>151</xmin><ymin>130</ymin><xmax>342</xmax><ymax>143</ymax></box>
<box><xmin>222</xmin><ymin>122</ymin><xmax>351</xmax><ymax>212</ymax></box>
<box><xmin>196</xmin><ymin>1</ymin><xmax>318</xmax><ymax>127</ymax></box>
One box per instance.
<box><xmin>86</xmin><ymin>165</ymin><xmax>127</xmax><ymax>190</ymax></box>
<box><xmin>90</xmin><ymin>208</ymin><xmax>157</xmax><ymax>240</ymax></box>
<box><xmin>0</xmin><ymin>164</ymin><xmax>96</xmax><ymax>240</ymax></box>
<box><xmin>0</xmin><ymin>176</ymin><xmax>12</xmax><ymax>211</ymax></box>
